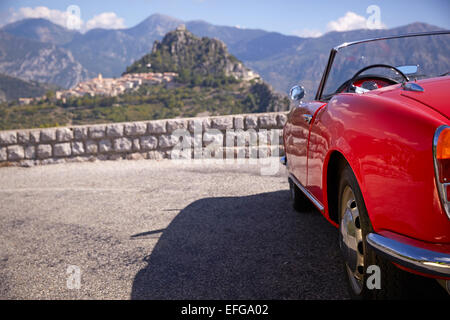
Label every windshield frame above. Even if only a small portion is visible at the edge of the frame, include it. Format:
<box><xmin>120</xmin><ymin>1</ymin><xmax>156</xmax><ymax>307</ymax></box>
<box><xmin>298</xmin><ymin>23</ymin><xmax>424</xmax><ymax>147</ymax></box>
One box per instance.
<box><xmin>315</xmin><ymin>30</ymin><xmax>450</xmax><ymax>101</ymax></box>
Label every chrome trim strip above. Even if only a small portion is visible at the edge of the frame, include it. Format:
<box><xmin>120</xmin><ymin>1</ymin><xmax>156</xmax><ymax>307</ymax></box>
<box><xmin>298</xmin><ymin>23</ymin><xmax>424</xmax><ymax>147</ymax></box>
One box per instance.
<box><xmin>334</xmin><ymin>30</ymin><xmax>450</xmax><ymax>51</ymax></box>
<box><xmin>366</xmin><ymin>233</ymin><xmax>450</xmax><ymax>278</ymax></box>
<box><xmin>433</xmin><ymin>125</ymin><xmax>450</xmax><ymax>220</ymax></box>
<box><xmin>288</xmin><ymin>173</ymin><xmax>324</xmax><ymax>213</ymax></box>
<box><xmin>315</xmin><ymin>48</ymin><xmax>337</xmax><ymax>101</ymax></box>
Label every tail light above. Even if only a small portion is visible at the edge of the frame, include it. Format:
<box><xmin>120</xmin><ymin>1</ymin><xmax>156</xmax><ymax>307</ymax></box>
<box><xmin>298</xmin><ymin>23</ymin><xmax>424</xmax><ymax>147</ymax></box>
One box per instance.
<box><xmin>433</xmin><ymin>125</ymin><xmax>450</xmax><ymax>219</ymax></box>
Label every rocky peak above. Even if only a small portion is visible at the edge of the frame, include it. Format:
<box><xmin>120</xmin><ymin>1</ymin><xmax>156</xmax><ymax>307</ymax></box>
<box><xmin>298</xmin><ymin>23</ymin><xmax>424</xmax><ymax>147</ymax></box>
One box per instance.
<box><xmin>128</xmin><ymin>27</ymin><xmax>259</xmax><ymax>81</ymax></box>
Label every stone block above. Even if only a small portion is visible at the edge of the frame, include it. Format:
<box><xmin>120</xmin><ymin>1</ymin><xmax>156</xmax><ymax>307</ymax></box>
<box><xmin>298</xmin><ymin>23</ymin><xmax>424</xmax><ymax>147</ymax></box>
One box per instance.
<box><xmin>30</xmin><ymin>131</ymin><xmax>40</xmax><ymax>144</ymax></box>
<box><xmin>0</xmin><ymin>147</ymin><xmax>6</xmax><ymax>161</ymax></box>
<box><xmin>113</xmin><ymin>137</ymin><xmax>133</xmax><ymax>152</ymax></box>
<box><xmin>74</xmin><ymin>127</ymin><xmax>88</xmax><ymax>140</ymax></box>
<box><xmin>89</xmin><ymin>125</ymin><xmax>106</xmax><ymax>139</ymax></box>
<box><xmin>85</xmin><ymin>140</ymin><xmax>98</xmax><ymax>154</ymax></box>
<box><xmin>277</xmin><ymin>114</ymin><xmax>288</xmax><ymax>127</ymax></box>
<box><xmin>159</xmin><ymin>134</ymin><xmax>179</xmax><ymax>148</ymax></box>
<box><xmin>124</xmin><ymin>122</ymin><xmax>147</xmax><ymax>136</ymax></box>
<box><xmin>56</xmin><ymin>128</ymin><xmax>73</xmax><ymax>142</ymax></box>
<box><xmin>259</xmin><ymin>114</ymin><xmax>278</xmax><ymax>128</ymax></box>
<box><xmin>188</xmin><ymin>118</ymin><xmax>210</xmax><ymax>133</ymax></box>
<box><xmin>71</xmin><ymin>142</ymin><xmax>85</xmax><ymax>155</ymax></box>
<box><xmin>7</xmin><ymin>145</ymin><xmax>24</xmax><ymax>161</ymax></box>
<box><xmin>0</xmin><ymin>131</ymin><xmax>17</xmax><ymax>145</ymax></box>
<box><xmin>148</xmin><ymin>121</ymin><xmax>166</xmax><ymax>134</ymax></box>
<box><xmin>167</xmin><ymin>119</ymin><xmax>187</xmax><ymax>133</ymax></box>
<box><xmin>132</xmin><ymin>138</ymin><xmax>140</xmax><ymax>151</ymax></box>
<box><xmin>24</xmin><ymin>146</ymin><xmax>36</xmax><ymax>159</ymax></box>
<box><xmin>54</xmin><ymin>143</ymin><xmax>71</xmax><ymax>157</ymax></box>
<box><xmin>106</xmin><ymin>124</ymin><xmax>124</xmax><ymax>137</ymax></box>
<box><xmin>37</xmin><ymin>145</ymin><xmax>52</xmax><ymax>159</ymax></box>
<box><xmin>99</xmin><ymin>139</ymin><xmax>113</xmax><ymax>153</ymax></box>
<box><xmin>234</xmin><ymin>116</ymin><xmax>244</xmax><ymax>130</ymax></box>
<box><xmin>17</xmin><ymin>132</ymin><xmax>30</xmax><ymax>144</ymax></box>
<box><xmin>211</xmin><ymin>117</ymin><xmax>233</xmax><ymax>130</ymax></box>
<box><xmin>245</xmin><ymin>115</ymin><xmax>258</xmax><ymax>129</ymax></box>
<box><xmin>40</xmin><ymin>129</ymin><xmax>56</xmax><ymax>142</ymax></box>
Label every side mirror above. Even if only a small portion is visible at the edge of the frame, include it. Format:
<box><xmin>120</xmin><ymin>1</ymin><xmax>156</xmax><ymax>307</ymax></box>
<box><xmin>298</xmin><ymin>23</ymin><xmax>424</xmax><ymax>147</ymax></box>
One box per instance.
<box><xmin>289</xmin><ymin>85</ymin><xmax>305</xmax><ymax>101</ymax></box>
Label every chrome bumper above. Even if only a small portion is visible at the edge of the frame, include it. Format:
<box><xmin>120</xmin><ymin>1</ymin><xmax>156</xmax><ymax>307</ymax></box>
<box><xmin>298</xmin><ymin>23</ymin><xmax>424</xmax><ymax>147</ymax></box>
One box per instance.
<box><xmin>366</xmin><ymin>233</ymin><xmax>450</xmax><ymax>278</ymax></box>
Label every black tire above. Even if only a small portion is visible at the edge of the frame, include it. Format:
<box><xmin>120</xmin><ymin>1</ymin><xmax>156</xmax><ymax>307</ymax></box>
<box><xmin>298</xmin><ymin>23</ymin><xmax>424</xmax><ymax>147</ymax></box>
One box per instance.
<box><xmin>338</xmin><ymin>164</ymin><xmax>413</xmax><ymax>299</ymax></box>
<box><xmin>288</xmin><ymin>178</ymin><xmax>314</xmax><ymax>212</ymax></box>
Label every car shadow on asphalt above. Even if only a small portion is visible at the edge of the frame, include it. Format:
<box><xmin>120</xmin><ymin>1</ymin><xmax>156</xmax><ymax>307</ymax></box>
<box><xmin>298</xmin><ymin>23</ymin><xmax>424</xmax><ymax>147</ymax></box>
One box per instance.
<box><xmin>130</xmin><ymin>190</ymin><xmax>350</xmax><ymax>299</ymax></box>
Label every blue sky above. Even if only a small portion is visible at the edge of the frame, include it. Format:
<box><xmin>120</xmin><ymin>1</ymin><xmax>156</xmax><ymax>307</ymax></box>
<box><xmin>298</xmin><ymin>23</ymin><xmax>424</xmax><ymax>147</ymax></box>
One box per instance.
<box><xmin>1</xmin><ymin>0</ymin><xmax>449</xmax><ymax>36</ymax></box>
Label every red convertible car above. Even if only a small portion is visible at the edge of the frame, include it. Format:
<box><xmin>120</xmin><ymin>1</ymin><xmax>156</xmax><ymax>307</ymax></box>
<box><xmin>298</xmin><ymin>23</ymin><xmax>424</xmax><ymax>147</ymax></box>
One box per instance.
<box><xmin>282</xmin><ymin>31</ymin><xmax>450</xmax><ymax>299</ymax></box>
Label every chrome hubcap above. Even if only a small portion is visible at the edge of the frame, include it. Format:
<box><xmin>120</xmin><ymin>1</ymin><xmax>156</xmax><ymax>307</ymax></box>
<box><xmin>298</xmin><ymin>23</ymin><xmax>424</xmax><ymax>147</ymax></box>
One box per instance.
<box><xmin>339</xmin><ymin>186</ymin><xmax>365</xmax><ymax>294</ymax></box>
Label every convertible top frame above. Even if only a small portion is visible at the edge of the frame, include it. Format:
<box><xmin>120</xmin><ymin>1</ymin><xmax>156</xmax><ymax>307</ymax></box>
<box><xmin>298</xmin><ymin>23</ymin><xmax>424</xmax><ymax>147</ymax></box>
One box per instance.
<box><xmin>314</xmin><ymin>30</ymin><xmax>450</xmax><ymax>101</ymax></box>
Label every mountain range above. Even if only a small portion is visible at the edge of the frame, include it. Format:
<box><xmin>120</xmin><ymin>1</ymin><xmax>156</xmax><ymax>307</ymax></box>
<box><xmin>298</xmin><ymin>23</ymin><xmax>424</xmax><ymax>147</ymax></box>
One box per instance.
<box><xmin>0</xmin><ymin>29</ymin><xmax>289</xmax><ymax>131</ymax></box>
<box><xmin>0</xmin><ymin>73</ymin><xmax>57</xmax><ymax>102</ymax></box>
<box><xmin>0</xmin><ymin>14</ymin><xmax>447</xmax><ymax>96</ymax></box>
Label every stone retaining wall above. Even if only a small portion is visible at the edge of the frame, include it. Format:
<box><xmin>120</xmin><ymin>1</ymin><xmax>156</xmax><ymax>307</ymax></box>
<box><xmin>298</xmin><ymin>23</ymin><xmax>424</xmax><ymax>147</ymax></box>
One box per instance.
<box><xmin>0</xmin><ymin>112</ymin><xmax>287</xmax><ymax>167</ymax></box>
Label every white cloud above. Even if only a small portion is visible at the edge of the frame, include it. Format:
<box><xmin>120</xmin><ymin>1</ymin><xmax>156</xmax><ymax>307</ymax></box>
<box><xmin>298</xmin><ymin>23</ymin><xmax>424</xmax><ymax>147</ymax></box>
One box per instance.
<box><xmin>2</xmin><ymin>6</ymin><xmax>125</xmax><ymax>33</ymax></box>
<box><xmin>5</xmin><ymin>6</ymin><xmax>82</xmax><ymax>29</ymax></box>
<box><xmin>292</xmin><ymin>10</ymin><xmax>386</xmax><ymax>38</ymax></box>
<box><xmin>326</xmin><ymin>11</ymin><xmax>386</xmax><ymax>32</ymax></box>
<box><xmin>84</xmin><ymin>12</ymin><xmax>125</xmax><ymax>31</ymax></box>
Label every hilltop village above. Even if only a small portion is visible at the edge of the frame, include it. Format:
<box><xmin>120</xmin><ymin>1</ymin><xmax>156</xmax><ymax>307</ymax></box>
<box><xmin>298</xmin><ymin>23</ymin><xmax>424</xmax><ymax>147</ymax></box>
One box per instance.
<box><xmin>19</xmin><ymin>72</ymin><xmax>177</xmax><ymax>105</ymax></box>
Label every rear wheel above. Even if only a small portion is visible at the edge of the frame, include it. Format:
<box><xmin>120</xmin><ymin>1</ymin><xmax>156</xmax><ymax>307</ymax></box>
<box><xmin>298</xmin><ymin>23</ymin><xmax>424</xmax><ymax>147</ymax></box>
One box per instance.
<box><xmin>339</xmin><ymin>184</ymin><xmax>365</xmax><ymax>294</ymax></box>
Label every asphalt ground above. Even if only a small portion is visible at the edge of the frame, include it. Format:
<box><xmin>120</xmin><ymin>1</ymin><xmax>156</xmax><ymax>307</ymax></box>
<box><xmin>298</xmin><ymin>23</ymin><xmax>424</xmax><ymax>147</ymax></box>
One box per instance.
<box><xmin>0</xmin><ymin>158</ymin><xmax>350</xmax><ymax>299</ymax></box>
<box><xmin>0</xmin><ymin>158</ymin><xmax>447</xmax><ymax>300</ymax></box>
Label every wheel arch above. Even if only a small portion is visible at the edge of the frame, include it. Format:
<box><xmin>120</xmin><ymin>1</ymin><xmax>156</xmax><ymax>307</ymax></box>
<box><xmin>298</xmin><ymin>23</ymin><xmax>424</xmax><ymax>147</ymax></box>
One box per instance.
<box><xmin>324</xmin><ymin>150</ymin><xmax>348</xmax><ymax>225</ymax></box>
<box><xmin>324</xmin><ymin>149</ymin><xmax>368</xmax><ymax>226</ymax></box>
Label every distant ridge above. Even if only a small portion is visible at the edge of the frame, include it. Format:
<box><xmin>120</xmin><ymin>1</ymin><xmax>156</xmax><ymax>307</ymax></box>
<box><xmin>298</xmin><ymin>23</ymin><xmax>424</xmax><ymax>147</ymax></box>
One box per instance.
<box><xmin>0</xmin><ymin>30</ymin><xmax>92</xmax><ymax>89</ymax></box>
<box><xmin>0</xmin><ymin>73</ymin><xmax>57</xmax><ymax>102</ymax></box>
<box><xmin>1</xmin><ymin>18</ymin><xmax>77</xmax><ymax>45</ymax></box>
<box><xmin>0</xmin><ymin>14</ymin><xmax>447</xmax><ymax>92</ymax></box>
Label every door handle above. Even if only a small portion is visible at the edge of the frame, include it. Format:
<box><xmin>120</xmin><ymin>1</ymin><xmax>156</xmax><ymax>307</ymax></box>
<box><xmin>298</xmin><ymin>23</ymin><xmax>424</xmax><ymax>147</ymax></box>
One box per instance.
<box><xmin>303</xmin><ymin>114</ymin><xmax>313</xmax><ymax>124</ymax></box>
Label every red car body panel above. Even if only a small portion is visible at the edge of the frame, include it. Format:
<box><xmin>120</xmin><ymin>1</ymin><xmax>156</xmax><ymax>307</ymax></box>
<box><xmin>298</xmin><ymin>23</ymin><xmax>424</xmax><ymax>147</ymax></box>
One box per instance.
<box><xmin>284</xmin><ymin>77</ymin><xmax>450</xmax><ymax>246</ymax></box>
<box><xmin>284</xmin><ymin>102</ymin><xmax>326</xmax><ymax>186</ymax></box>
<box><xmin>399</xmin><ymin>77</ymin><xmax>450</xmax><ymax>119</ymax></box>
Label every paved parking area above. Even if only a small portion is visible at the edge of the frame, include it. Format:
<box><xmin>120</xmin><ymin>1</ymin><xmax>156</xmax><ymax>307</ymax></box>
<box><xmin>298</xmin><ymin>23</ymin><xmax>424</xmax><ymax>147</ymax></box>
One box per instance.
<box><xmin>1</xmin><ymin>158</ymin><xmax>350</xmax><ymax>299</ymax></box>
